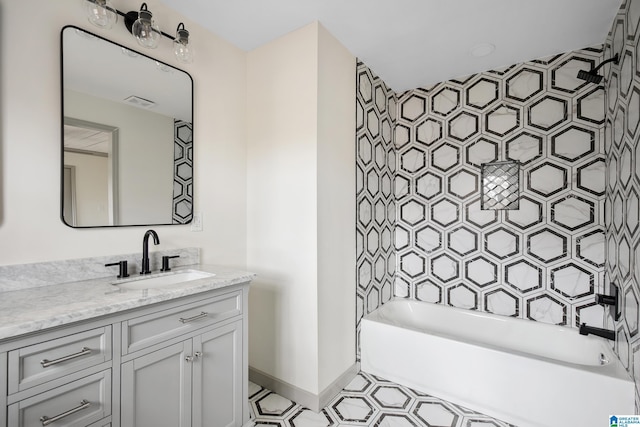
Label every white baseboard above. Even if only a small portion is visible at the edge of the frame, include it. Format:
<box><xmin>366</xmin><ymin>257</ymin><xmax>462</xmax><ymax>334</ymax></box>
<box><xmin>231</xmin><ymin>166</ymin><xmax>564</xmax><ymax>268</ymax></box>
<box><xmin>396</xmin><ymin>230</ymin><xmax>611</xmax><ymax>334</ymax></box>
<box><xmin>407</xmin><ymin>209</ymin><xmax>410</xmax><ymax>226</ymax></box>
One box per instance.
<box><xmin>249</xmin><ymin>363</ymin><xmax>360</xmax><ymax>412</ymax></box>
<box><xmin>317</xmin><ymin>362</ymin><xmax>360</xmax><ymax>409</ymax></box>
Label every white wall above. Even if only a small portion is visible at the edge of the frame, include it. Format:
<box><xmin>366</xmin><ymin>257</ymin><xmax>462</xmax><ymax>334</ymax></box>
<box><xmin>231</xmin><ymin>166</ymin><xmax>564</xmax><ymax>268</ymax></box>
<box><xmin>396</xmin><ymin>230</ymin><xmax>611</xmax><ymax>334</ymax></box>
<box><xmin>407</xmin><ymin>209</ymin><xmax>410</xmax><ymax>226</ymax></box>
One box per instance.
<box><xmin>247</xmin><ymin>22</ymin><xmax>321</xmax><ymax>394</ymax></box>
<box><xmin>0</xmin><ymin>0</ymin><xmax>247</xmax><ymax>267</ymax></box>
<box><xmin>1</xmin><ymin>0</ymin><xmax>357</xmax><ymax>402</ymax></box>
<box><xmin>246</xmin><ymin>22</ymin><xmax>356</xmax><ymax>398</ymax></box>
<box><xmin>316</xmin><ymin>25</ymin><xmax>356</xmax><ymax>393</ymax></box>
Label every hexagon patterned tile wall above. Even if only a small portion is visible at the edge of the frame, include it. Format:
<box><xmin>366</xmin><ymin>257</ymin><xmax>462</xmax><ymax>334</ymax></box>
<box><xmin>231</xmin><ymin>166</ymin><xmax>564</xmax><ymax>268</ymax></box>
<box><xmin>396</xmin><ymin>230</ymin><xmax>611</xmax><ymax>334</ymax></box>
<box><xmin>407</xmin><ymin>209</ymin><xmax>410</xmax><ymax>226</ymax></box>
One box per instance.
<box><xmin>603</xmin><ymin>0</ymin><xmax>640</xmax><ymax>406</ymax></box>
<box><xmin>355</xmin><ymin>0</ymin><xmax>640</xmax><ymax>405</ymax></box>
<box><xmin>355</xmin><ymin>44</ymin><xmax>608</xmax><ymax>356</ymax></box>
<box><xmin>172</xmin><ymin>120</ymin><xmax>193</xmax><ymax>223</ymax></box>
<box><xmin>356</xmin><ymin>65</ymin><xmax>397</xmax><ymax>356</ymax></box>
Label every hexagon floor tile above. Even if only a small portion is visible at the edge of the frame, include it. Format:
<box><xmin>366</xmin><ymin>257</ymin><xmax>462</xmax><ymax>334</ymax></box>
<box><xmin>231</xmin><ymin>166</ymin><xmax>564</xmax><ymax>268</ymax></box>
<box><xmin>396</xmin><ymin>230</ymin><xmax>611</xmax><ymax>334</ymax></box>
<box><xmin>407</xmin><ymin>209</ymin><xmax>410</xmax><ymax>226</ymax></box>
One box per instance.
<box><xmin>250</xmin><ymin>372</ymin><xmax>514</xmax><ymax>427</ymax></box>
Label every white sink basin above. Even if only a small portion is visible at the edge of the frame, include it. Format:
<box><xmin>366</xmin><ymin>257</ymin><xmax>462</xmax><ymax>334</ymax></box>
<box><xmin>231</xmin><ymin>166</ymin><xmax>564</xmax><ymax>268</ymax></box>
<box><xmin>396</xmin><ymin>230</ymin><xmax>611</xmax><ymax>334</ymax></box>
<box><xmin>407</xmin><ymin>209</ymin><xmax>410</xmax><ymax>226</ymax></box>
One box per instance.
<box><xmin>115</xmin><ymin>270</ymin><xmax>215</xmax><ymax>290</ymax></box>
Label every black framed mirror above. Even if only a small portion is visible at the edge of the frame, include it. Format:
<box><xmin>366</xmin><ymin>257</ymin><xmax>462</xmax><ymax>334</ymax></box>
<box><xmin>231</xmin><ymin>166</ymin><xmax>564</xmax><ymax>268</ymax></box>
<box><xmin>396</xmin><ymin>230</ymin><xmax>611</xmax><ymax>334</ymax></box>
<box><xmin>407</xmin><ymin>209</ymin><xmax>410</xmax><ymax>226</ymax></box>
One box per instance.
<box><xmin>61</xmin><ymin>25</ymin><xmax>193</xmax><ymax>228</ymax></box>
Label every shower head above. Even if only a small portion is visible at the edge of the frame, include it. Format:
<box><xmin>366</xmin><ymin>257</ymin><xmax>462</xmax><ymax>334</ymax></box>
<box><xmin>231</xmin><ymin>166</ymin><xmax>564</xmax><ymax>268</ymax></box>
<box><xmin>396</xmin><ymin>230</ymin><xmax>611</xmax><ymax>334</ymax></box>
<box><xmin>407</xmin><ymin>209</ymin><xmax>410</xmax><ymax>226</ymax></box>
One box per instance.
<box><xmin>576</xmin><ymin>53</ymin><xmax>619</xmax><ymax>84</ymax></box>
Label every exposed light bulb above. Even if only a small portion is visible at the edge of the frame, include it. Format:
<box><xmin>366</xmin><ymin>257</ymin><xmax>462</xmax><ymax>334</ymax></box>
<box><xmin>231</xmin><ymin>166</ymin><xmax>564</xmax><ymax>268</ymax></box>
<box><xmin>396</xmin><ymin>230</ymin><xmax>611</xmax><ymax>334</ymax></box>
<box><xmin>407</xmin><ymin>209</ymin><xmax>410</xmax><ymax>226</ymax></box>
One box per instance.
<box><xmin>132</xmin><ymin>3</ymin><xmax>161</xmax><ymax>49</ymax></box>
<box><xmin>173</xmin><ymin>23</ymin><xmax>194</xmax><ymax>64</ymax></box>
<box><xmin>84</xmin><ymin>0</ymin><xmax>117</xmax><ymax>29</ymax></box>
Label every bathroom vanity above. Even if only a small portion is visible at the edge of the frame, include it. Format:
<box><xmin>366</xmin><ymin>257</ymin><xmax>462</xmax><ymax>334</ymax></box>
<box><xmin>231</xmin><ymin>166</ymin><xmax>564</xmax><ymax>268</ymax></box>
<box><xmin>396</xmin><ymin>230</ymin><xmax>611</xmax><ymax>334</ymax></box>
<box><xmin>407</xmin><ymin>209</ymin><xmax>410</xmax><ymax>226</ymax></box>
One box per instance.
<box><xmin>0</xmin><ymin>263</ymin><xmax>254</xmax><ymax>427</ymax></box>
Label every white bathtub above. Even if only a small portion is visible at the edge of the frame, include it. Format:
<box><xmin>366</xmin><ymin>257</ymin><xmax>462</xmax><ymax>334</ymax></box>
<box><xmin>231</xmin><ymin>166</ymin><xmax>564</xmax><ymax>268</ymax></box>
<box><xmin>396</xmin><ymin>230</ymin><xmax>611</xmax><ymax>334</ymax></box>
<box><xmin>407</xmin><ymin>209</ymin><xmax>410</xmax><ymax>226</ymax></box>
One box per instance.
<box><xmin>360</xmin><ymin>299</ymin><xmax>634</xmax><ymax>427</ymax></box>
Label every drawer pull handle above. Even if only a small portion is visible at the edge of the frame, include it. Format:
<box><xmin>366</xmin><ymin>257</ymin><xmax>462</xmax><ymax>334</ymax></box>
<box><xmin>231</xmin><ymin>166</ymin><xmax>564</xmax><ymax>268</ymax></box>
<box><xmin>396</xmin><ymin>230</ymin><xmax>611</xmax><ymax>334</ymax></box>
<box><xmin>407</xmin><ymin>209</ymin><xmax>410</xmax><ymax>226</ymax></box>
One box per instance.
<box><xmin>40</xmin><ymin>347</ymin><xmax>92</xmax><ymax>368</ymax></box>
<box><xmin>179</xmin><ymin>312</ymin><xmax>208</xmax><ymax>323</ymax></box>
<box><xmin>40</xmin><ymin>399</ymin><xmax>91</xmax><ymax>426</ymax></box>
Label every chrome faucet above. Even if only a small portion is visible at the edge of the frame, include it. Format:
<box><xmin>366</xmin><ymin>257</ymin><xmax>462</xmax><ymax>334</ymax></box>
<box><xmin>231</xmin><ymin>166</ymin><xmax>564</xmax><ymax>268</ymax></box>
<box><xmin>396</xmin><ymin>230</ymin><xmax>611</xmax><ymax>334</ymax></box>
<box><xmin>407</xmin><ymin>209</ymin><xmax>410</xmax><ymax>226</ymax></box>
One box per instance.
<box><xmin>141</xmin><ymin>229</ymin><xmax>160</xmax><ymax>275</ymax></box>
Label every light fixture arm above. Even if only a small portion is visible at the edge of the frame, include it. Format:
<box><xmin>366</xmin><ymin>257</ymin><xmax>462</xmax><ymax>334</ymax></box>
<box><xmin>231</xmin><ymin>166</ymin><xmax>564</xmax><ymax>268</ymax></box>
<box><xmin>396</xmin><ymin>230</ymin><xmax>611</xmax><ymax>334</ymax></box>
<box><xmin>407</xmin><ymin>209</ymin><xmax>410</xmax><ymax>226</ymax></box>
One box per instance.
<box><xmin>175</xmin><ymin>23</ymin><xmax>189</xmax><ymax>44</ymax></box>
<box><xmin>589</xmin><ymin>53</ymin><xmax>619</xmax><ymax>73</ymax></box>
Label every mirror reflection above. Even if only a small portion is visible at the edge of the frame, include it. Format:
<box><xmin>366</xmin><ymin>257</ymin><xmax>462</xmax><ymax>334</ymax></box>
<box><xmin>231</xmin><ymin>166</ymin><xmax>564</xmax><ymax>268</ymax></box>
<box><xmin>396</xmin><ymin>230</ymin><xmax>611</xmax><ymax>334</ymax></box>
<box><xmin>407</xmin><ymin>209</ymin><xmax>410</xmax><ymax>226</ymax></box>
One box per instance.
<box><xmin>61</xmin><ymin>25</ymin><xmax>193</xmax><ymax>227</ymax></box>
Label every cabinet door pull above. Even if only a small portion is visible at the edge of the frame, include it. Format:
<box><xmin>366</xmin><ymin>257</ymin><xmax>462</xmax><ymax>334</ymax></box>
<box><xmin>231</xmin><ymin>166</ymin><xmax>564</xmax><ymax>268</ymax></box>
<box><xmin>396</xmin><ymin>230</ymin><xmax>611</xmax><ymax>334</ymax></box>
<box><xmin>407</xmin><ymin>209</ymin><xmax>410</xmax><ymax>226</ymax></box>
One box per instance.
<box><xmin>186</xmin><ymin>352</ymin><xmax>203</xmax><ymax>363</ymax></box>
<box><xmin>40</xmin><ymin>399</ymin><xmax>91</xmax><ymax>426</ymax></box>
<box><xmin>179</xmin><ymin>311</ymin><xmax>208</xmax><ymax>323</ymax></box>
<box><xmin>40</xmin><ymin>347</ymin><xmax>92</xmax><ymax>368</ymax></box>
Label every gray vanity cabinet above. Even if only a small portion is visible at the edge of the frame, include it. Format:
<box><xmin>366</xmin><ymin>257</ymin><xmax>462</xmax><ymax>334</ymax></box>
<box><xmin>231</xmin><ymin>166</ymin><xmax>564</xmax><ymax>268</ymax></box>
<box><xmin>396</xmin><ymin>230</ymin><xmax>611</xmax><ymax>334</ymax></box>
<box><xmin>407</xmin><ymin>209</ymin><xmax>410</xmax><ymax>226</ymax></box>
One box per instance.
<box><xmin>0</xmin><ymin>282</ymin><xmax>250</xmax><ymax>427</ymax></box>
<box><xmin>121</xmin><ymin>320</ymin><xmax>242</xmax><ymax>427</ymax></box>
<box><xmin>4</xmin><ymin>323</ymin><xmax>113</xmax><ymax>427</ymax></box>
<box><xmin>119</xmin><ymin>288</ymin><xmax>244</xmax><ymax>427</ymax></box>
<box><xmin>120</xmin><ymin>298</ymin><xmax>244</xmax><ymax>427</ymax></box>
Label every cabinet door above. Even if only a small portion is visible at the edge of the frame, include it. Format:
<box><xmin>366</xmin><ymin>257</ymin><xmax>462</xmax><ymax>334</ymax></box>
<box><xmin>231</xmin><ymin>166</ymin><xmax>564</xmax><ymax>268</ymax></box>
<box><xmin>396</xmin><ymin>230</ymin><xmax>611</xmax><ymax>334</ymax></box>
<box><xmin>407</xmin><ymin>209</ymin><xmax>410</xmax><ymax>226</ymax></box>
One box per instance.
<box><xmin>192</xmin><ymin>320</ymin><xmax>242</xmax><ymax>427</ymax></box>
<box><xmin>121</xmin><ymin>341</ymin><xmax>192</xmax><ymax>427</ymax></box>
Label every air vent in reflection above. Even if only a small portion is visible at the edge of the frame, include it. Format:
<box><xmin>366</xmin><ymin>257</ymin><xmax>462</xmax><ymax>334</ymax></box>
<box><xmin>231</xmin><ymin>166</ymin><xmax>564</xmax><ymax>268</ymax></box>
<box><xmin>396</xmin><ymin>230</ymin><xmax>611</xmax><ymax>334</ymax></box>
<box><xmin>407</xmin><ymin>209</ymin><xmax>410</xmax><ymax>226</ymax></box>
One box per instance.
<box><xmin>123</xmin><ymin>95</ymin><xmax>155</xmax><ymax>109</ymax></box>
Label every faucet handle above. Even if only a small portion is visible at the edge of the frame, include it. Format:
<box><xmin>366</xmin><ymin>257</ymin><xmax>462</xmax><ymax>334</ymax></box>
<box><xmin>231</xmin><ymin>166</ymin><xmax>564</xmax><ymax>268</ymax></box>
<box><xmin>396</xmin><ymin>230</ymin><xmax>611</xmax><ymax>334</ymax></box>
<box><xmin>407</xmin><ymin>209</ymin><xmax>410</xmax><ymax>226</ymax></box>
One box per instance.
<box><xmin>596</xmin><ymin>283</ymin><xmax>621</xmax><ymax>321</ymax></box>
<box><xmin>161</xmin><ymin>255</ymin><xmax>180</xmax><ymax>272</ymax></box>
<box><xmin>105</xmin><ymin>260</ymin><xmax>130</xmax><ymax>279</ymax></box>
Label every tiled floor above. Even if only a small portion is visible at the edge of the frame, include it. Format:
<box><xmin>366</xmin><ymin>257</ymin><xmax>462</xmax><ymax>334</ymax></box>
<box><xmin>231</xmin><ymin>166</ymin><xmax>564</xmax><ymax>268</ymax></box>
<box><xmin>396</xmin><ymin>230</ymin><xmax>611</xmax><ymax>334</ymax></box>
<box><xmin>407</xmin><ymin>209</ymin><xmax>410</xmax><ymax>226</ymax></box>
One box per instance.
<box><xmin>249</xmin><ymin>371</ymin><xmax>515</xmax><ymax>426</ymax></box>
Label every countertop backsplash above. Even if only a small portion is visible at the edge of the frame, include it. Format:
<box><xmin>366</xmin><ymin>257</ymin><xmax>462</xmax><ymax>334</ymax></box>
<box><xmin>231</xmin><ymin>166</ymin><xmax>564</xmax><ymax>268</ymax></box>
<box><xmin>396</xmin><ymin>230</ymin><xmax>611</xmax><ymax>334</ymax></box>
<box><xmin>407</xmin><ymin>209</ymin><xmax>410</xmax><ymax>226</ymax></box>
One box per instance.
<box><xmin>0</xmin><ymin>247</ymin><xmax>200</xmax><ymax>292</ymax></box>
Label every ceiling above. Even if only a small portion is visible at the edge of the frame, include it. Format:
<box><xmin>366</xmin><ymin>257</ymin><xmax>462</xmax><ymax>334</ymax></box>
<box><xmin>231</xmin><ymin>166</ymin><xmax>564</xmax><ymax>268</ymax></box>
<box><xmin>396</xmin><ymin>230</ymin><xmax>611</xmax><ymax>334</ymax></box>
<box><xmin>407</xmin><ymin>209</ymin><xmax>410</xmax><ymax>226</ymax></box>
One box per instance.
<box><xmin>160</xmin><ymin>0</ymin><xmax>623</xmax><ymax>92</ymax></box>
<box><xmin>64</xmin><ymin>124</ymin><xmax>111</xmax><ymax>154</ymax></box>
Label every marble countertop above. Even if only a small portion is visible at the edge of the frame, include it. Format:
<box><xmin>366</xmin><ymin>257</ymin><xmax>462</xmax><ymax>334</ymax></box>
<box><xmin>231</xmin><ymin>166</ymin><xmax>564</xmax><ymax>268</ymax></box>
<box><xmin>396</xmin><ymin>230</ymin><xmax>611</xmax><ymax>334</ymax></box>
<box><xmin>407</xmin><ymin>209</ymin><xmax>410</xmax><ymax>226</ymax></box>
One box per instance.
<box><xmin>0</xmin><ymin>264</ymin><xmax>255</xmax><ymax>341</ymax></box>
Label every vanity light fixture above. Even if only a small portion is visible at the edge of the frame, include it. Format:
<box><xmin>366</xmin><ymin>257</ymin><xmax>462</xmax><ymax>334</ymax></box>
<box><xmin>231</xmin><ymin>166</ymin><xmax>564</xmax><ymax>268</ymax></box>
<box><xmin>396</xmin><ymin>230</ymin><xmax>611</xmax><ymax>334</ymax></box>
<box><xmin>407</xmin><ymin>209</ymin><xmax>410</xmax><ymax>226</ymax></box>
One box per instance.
<box><xmin>174</xmin><ymin>23</ymin><xmax>194</xmax><ymax>63</ymax></box>
<box><xmin>83</xmin><ymin>1</ymin><xmax>195</xmax><ymax>63</ymax></box>
<box><xmin>84</xmin><ymin>0</ymin><xmax>118</xmax><ymax>29</ymax></box>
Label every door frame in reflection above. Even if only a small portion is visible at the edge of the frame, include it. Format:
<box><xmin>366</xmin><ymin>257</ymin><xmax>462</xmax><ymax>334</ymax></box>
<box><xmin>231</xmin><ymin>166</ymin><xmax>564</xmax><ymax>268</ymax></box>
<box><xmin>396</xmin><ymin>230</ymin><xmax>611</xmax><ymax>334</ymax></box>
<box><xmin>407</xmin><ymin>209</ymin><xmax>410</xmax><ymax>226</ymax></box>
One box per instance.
<box><xmin>62</xmin><ymin>165</ymin><xmax>77</xmax><ymax>226</ymax></box>
<box><xmin>63</xmin><ymin>117</ymin><xmax>119</xmax><ymax>226</ymax></box>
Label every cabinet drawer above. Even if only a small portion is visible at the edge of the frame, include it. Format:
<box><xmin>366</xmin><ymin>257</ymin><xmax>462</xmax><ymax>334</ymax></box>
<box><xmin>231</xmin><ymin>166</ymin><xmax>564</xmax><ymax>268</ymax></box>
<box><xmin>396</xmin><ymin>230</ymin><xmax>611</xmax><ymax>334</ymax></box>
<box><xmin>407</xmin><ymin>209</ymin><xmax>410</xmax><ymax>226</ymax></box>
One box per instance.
<box><xmin>8</xmin><ymin>370</ymin><xmax>111</xmax><ymax>427</ymax></box>
<box><xmin>8</xmin><ymin>327</ymin><xmax>112</xmax><ymax>394</ymax></box>
<box><xmin>122</xmin><ymin>291</ymin><xmax>241</xmax><ymax>354</ymax></box>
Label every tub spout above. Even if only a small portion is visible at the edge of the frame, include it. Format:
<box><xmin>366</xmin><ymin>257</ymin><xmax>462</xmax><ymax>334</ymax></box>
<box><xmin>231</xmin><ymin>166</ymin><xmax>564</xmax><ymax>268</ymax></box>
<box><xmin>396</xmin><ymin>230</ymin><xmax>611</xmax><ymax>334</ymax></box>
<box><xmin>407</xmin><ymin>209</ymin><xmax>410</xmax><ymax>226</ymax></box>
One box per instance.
<box><xmin>596</xmin><ymin>294</ymin><xmax>616</xmax><ymax>305</ymax></box>
<box><xmin>579</xmin><ymin>323</ymin><xmax>615</xmax><ymax>341</ymax></box>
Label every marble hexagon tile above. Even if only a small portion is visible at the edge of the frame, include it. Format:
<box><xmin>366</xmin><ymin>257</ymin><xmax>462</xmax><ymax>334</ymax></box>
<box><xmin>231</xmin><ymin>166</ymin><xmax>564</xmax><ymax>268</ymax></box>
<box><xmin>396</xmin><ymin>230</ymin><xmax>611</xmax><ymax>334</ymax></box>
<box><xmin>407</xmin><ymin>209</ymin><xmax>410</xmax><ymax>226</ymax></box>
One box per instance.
<box><xmin>249</xmin><ymin>372</ymin><xmax>515</xmax><ymax>427</ymax></box>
